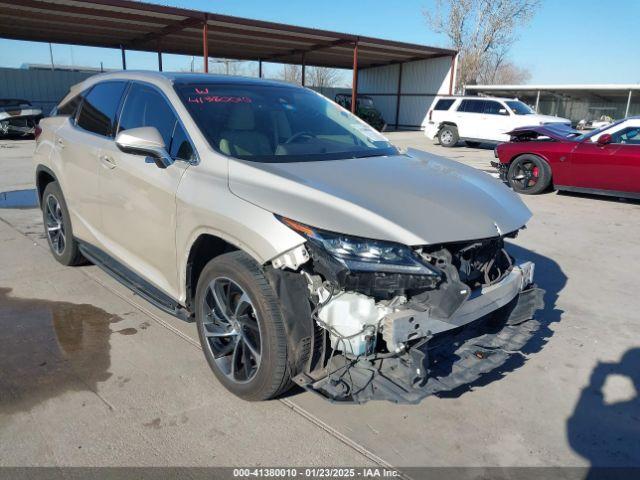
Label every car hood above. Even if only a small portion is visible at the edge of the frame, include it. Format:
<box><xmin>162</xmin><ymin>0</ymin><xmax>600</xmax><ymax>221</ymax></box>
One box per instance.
<box><xmin>228</xmin><ymin>148</ymin><xmax>532</xmax><ymax>245</ymax></box>
<box><xmin>525</xmin><ymin>114</ymin><xmax>571</xmax><ymax>124</ymax></box>
<box><xmin>507</xmin><ymin>124</ymin><xmax>581</xmax><ymax>142</ymax></box>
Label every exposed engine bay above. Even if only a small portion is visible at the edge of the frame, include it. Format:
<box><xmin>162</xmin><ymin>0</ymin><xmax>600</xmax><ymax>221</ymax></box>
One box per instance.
<box><xmin>267</xmin><ymin>219</ymin><xmax>544</xmax><ymax>404</ymax></box>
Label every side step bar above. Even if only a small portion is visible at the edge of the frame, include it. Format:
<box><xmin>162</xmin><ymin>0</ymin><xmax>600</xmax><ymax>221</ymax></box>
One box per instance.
<box><xmin>79</xmin><ymin>241</ymin><xmax>193</xmax><ymax>322</ymax></box>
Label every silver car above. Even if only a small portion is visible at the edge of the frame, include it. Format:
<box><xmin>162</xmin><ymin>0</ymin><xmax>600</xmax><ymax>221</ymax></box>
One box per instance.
<box><xmin>34</xmin><ymin>72</ymin><xmax>543</xmax><ymax>403</ymax></box>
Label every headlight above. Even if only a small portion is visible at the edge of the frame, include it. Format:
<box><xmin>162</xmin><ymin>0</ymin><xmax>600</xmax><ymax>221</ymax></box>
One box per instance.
<box><xmin>278</xmin><ymin>216</ymin><xmax>440</xmax><ymax>276</ymax></box>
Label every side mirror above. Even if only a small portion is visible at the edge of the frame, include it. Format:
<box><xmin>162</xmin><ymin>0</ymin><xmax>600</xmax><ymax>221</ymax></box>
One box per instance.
<box><xmin>597</xmin><ymin>133</ymin><xmax>612</xmax><ymax>146</ymax></box>
<box><xmin>115</xmin><ymin>127</ymin><xmax>172</xmax><ymax>169</ymax></box>
<box><xmin>499</xmin><ymin>108</ymin><xmax>509</xmax><ymax>116</ymax></box>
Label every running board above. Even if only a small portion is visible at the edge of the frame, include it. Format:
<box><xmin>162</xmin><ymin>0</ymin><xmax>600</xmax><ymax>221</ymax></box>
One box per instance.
<box><xmin>79</xmin><ymin>242</ymin><xmax>193</xmax><ymax>322</ymax></box>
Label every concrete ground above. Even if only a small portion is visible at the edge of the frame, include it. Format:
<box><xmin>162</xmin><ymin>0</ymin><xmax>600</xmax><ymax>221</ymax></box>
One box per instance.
<box><xmin>1</xmin><ymin>134</ymin><xmax>639</xmax><ymax>469</ymax></box>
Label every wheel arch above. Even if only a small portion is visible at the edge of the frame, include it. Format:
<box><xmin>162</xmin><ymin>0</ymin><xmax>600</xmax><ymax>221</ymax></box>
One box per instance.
<box><xmin>35</xmin><ymin>165</ymin><xmax>57</xmax><ymax>207</ymax></box>
<box><xmin>184</xmin><ymin>232</ymin><xmax>242</xmax><ymax>311</ymax></box>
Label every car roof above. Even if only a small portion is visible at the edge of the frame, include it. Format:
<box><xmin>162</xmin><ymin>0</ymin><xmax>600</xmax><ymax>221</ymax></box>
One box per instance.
<box><xmin>436</xmin><ymin>95</ymin><xmax>518</xmax><ymax>102</ymax></box>
<box><xmin>76</xmin><ymin>70</ymin><xmax>298</xmax><ymax>89</ymax></box>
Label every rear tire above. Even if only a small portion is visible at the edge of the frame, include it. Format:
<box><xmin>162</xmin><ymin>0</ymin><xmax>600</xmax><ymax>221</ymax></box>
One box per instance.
<box><xmin>42</xmin><ymin>182</ymin><xmax>85</xmax><ymax>266</ymax></box>
<box><xmin>195</xmin><ymin>251</ymin><xmax>292</xmax><ymax>401</ymax></box>
<box><xmin>438</xmin><ymin>125</ymin><xmax>459</xmax><ymax>147</ymax></box>
<box><xmin>507</xmin><ymin>155</ymin><xmax>552</xmax><ymax>195</ymax></box>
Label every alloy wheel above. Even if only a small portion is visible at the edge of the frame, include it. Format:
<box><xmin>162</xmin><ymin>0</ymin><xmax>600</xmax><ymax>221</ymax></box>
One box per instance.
<box><xmin>510</xmin><ymin>161</ymin><xmax>539</xmax><ymax>190</ymax></box>
<box><xmin>201</xmin><ymin>277</ymin><xmax>262</xmax><ymax>384</ymax></box>
<box><xmin>45</xmin><ymin>193</ymin><xmax>66</xmax><ymax>255</ymax></box>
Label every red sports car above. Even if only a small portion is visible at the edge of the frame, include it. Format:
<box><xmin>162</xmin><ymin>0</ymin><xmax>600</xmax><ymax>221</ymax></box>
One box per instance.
<box><xmin>492</xmin><ymin>118</ymin><xmax>640</xmax><ymax>198</ymax></box>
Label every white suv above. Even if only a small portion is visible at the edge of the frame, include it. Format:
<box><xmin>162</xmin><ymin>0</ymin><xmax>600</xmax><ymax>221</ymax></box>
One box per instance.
<box><xmin>425</xmin><ymin>96</ymin><xmax>571</xmax><ymax>147</ymax></box>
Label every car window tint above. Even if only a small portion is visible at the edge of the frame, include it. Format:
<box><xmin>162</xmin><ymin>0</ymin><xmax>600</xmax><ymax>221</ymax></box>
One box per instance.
<box><xmin>76</xmin><ymin>82</ymin><xmax>127</xmax><ymax>137</ymax></box>
<box><xmin>118</xmin><ymin>83</ymin><xmax>177</xmax><ymax>148</ymax></box>
<box><xmin>434</xmin><ymin>99</ymin><xmax>455</xmax><ymax>111</ymax></box>
<box><xmin>56</xmin><ymin>94</ymin><xmax>83</xmax><ymax>117</ymax></box>
<box><xmin>458</xmin><ymin>99</ymin><xmax>484</xmax><ymax>113</ymax></box>
<box><xmin>170</xmin><ymin>122</ymin><xmax>196</xmax><ymax>161</ymax></box>
<box><xmin>483</xmin><ymin>101</ymin><xmax>504</xmax><ymax>115</ymax></box>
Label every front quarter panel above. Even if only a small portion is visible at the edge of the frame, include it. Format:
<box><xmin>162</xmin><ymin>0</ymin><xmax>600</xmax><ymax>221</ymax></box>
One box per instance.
<box><xmin>498</xmin><ymin>141</ymin><xmax>575</xmax><ymax>185</ymax></box>
<box><xmin>175</xmin><ymin>151</ymin><xmax>305</xmax><ymax>304</ymax></box>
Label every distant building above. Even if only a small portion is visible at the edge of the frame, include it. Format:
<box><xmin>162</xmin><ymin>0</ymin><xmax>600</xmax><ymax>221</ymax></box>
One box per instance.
<box><xmin>21</xmin><ymin>63</ymin><xmax>111</xmax><ymax>73</ymax></box>
<box><xmin>464</xmin><ymin>84</ymin><xmax>640</xmax><ymax>125</ymax></box>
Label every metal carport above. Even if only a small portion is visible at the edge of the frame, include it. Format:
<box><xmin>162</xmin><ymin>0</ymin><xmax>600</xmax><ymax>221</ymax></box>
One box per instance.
<box><xmin>0</xmin><ymin>0</ymin><xmax>456</xmax><ymax>128</ymax></box>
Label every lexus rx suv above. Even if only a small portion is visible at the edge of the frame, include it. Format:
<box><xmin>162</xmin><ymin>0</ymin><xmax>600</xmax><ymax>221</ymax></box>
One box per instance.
<box><xmin>34</xmin><ymin>72</ymin><xmax>543</xmax><ymax>403</ymax></box>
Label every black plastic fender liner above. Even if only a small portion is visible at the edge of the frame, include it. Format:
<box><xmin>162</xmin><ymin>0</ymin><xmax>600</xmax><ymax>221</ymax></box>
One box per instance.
<box><xmin>294</xmin><ymin>286</ymin><xmax>545</xmax><ymax>404</ymax></box>
<box><xmin>264</xmin><ymin>267</ymin><xmax>315</xmax><ymax>378</ymax></box>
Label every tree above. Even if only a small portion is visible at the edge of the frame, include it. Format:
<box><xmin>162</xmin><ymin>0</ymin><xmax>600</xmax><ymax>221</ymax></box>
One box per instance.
<box><xmin>306</xmin><ymin>67</ymin><xmax>341</xmax><ymax>88</ymax></box>
<box><xmin>208</xmin><ymin>58</ymin><xmax>250</xmax><ymax>76</ymax></box>
<box><xmin>425</xmin><ymin>0</ymin><xmax>540</xmax><ymax>91</ymax></box>
<box><xmin>278</xmin><ymin>64</ymin><xmax>302</xmax><ymax>84</ymax></box>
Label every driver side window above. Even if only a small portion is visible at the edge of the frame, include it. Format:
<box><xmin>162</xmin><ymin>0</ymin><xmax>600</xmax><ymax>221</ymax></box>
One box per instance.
<box><xmin>118</xmin><ymin>83</ymin><xmax>195</xmax><ymax>161</ymax></box>
<box><xmin>610</xmin><ymin>127</ymin><xmax>640</xmax><ymax>145</ymax></box>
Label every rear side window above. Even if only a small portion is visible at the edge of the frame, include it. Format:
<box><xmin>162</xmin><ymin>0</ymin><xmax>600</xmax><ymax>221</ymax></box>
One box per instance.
<box><xmin>458</xmin><ymin>99</ymin><xmax>485</xmax><ymax>113</ymax></box>
<box><xmin>434</xmin><ymin>99</ymin><xmax>455</xmax><ymax>111</ymax></box>
<box><xmin>55</xmin><ymin>94</ymin><xmax>83</xmax><ymax>117</ymax></box>
<box><xmin>76</xmin><ymin>81</ymin><xmax>128</xmax><ymax>137</ymax></box>
<box><xmin>483</xmin><ymin>100</ymin><xmax>505</xmax><ymax>115</ymax></box>
<box><xmin>118</xmin><ymin>83</ymin><xmax>177</xmax><ymax>148</ymax></box>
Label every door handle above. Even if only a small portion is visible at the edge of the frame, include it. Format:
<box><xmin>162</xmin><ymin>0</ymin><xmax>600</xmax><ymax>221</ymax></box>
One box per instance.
<box><xmin>100</xmin><ymin>155</ymin><xmax>117</xmax><ymax>169</ymax></box>
<box><xmin>56</xmin><ymin>138</ymin><xmax>65</xmax><ymax>148</ymax></box>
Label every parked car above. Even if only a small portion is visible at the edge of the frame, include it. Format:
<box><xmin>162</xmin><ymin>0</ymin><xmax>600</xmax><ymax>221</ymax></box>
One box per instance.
<box><xmin>492</xmin><ymin>118</ymin><xmax>640</xmax><ymax>198</ymax></box>
<box><xmin>577</xmin><ymin>115</ymin><xmax>613</xmax><ymax>131</ymax></box>
<box><xmin>335</xmin><ymin>93</ymin><xmax>386</xmax><ymax>131</ymax></box>
<box><xmin>34</xmin><ymin>72</ymin><xmax>543</xmax><ymax>403</ymax></box>
<box><xmin>0</xmin><ymin>99</ymin><xmax>42</xmax><ymax>138</ymax></box>
<box><xmin>425</xmin><ymin>96</ymin><xmax>571</xmax><ymax>147</ymax></box>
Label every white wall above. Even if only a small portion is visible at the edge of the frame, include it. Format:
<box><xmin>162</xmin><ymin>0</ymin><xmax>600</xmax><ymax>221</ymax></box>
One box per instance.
<box><xmin>358</xmin><ymin>55</ymin><xmax>454</xmax><ymax>129</ymax></box>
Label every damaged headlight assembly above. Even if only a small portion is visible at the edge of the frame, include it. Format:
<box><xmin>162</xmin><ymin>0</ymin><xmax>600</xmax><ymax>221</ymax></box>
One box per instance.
<box><xmin>277</xmin><ymin>216</ymin><xmax>440</xmax><ymax>276</ymax></box>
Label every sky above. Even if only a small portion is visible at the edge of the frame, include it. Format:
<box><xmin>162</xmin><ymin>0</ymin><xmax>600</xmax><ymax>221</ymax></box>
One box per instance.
<box><xmin>1</xmin><ymin>0</ymin><xmax>639</xmax><ymax>85</ymax></box>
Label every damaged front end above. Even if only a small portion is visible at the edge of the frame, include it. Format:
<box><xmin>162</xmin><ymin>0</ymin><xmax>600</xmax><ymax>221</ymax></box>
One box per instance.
<box><xmin>268</xmin><ymin>217</ymin><xmax>544</xmax><ymax>404</ymax></box>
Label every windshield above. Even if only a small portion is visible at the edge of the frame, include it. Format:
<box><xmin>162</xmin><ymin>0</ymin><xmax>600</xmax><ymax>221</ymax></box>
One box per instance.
<box><xmin>358</xmin><ymin>97</ymin><xmax>375</xmax><ymax>107</ymax></box>
<box><xmin>176</xmin><ymin>84</ymin><xmax>397</xmax><ymax>163</ymax></box>
<box><xmin>506</xmin><ymin>101</ymin><xmax>535</xmax><ymax>115</ymax></box>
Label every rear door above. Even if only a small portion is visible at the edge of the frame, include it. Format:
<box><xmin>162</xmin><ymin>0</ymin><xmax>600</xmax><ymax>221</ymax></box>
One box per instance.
<box><xmin>53</xmin><ymin>81</ymin><xmax>127</xmax><ymax>244</ymax></box>
<box><xmin>455</xmin><ymin>99</ymin><xmax>484</xmax><ymax>139</ymax></box>
<box><xmin>98</xmin><ymin>82</ymin><xmax>197</xmax><ymax>298</ymax></box>
<box><xmin>568</xmin><ymin>127</ymin><xmax>640</xmax><ymax>193</ymax></box>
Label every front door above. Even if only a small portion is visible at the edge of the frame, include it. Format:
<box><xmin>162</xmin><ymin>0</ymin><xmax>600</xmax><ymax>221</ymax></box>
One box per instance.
<box><xmin>99</xmin><ymin>82</ymin><xmax>196</xmax><ymax>299</ymax></box>
<box><xmin>569</xmin><ymin>127</ymin><xmax>640</xmax><ymax>193</ymax></box>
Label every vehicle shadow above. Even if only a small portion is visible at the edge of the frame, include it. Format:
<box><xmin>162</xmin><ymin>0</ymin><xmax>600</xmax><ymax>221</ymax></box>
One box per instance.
<box><xmin>567</xmin><ymin>348</ymin><xmax>640</xmax><ymax>473</ymax></box>
<box><xmin>432</xmin><ymin>243</ymin><xmax>566</xmax><ymax>398</ymax></box>
<box><xmin>556</xmin><ymin>190</ymin><xmax>640</xmax><ymax>206</ymax></box>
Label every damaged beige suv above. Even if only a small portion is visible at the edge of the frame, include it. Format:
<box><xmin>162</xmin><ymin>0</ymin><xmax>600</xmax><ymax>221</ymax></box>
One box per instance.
<box><xmin>35</xmin><ymin>72</ymin><xmax>543</xmax><ymax>403</ymax></box>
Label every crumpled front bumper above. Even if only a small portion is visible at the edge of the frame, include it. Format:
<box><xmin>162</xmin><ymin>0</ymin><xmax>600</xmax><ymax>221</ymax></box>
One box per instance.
<box><xmin>294</xmin><ymin>262</ymin><xmax>544</xmax><ymax>404</ymax></box>
<box><xmin>491</xmin><ymin>160</ymin><xmax>509</xmax><ymax>181</ymax></box>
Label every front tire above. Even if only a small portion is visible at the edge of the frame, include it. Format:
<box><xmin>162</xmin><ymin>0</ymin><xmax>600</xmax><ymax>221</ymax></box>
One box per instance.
<box><xmin>507</xmin><ymin>155</ymin><xmax>552</xmax><ymax>195</ymax></box>
<box><xmin>438</xmin><ymin>125</ymin><xmax>459</xmax><ymax>147</ymax></box>
<box><xmin>195</xmin><ymin>251</ymin><xmax>291</xmax><ymax>401</ymax></box>
<box><xmin>42</xmin><ymin>182</ymin><xmax>85</xmax><ymax>266</ymax></box>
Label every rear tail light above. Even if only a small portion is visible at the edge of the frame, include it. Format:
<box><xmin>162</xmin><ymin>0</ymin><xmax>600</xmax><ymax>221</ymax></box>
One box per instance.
<box><xmin>428</xmin><ymin>110</ymin><xmax>433</xmax><ymax>121</ymax></box>
<box><xmin>34</xmin><ymin>125</ymin><xmax>42</xmax><ymax>140</ymax></box>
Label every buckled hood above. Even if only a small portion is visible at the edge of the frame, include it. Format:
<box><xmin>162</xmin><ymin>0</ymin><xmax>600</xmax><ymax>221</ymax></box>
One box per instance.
<box><xmin>228</xmin><ymin>148</ymin><xmax>532</xmax><ymax>245</ymax></box>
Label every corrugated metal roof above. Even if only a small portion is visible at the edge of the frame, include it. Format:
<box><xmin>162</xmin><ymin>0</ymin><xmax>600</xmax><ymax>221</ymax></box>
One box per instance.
<box><xmin>0</xmin><ymin>0</ymin><xmax>456</xmax><ymax>69</ymax></box>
